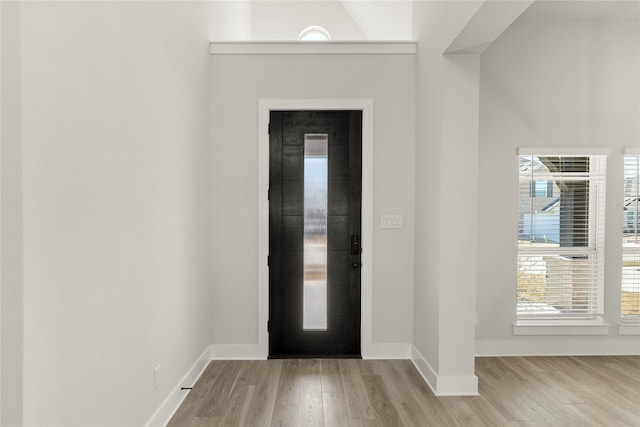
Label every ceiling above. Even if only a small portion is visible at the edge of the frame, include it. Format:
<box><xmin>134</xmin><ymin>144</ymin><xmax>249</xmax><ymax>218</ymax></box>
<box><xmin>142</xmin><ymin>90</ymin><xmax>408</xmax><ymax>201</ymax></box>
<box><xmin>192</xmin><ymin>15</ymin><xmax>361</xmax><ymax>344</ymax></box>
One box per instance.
<box><xmin>519</xmin><ymin>0</ymin><xmax>640</xmax><ymax>22</ymax></box>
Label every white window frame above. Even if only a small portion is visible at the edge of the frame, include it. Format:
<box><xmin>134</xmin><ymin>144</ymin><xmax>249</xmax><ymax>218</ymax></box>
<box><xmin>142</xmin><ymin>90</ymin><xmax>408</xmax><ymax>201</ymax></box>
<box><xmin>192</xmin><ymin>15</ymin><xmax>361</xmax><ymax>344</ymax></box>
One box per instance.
<box><xmin>621</xmin><ymin>148</ymin><xmax>640</xmax><ymax>332</ymax></box>
<box><xmin>515</xmin><ymin>148</ymin><xmax>610</xmax><ymax>335</ymax></box>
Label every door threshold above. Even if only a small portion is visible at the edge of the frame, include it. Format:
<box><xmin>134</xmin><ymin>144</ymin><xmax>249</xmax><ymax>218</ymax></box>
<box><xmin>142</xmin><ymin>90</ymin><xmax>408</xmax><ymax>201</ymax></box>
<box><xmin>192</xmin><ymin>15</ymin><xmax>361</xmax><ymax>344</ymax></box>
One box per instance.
<box><xmin>268</xmin><ymin>354</ymin><xmax>362</xmax><ymax>360</ymax></box>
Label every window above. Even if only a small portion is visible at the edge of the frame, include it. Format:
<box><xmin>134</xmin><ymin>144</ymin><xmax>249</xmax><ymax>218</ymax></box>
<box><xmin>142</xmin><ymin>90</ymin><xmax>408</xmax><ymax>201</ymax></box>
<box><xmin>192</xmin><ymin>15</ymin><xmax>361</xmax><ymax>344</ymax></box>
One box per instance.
<box><xmin>303</xmin><ymin>134</ymin><xmax>328</xmax><ymax>330</ymax></box>
<box><xmin>622</xmin><ymin>154</ymin><xmax>639</xmax><ymax>322</ymax></box>
<box><xmin>299</xmin><ymin>26</ymin><xmax>331</xmax><ymax>41</ymax></box>
<box><xmin>517</xmin><ymin>153</ymin><xmax>606</xmax><ymax>321</ymax></box>
<box><xmin>531</xmin><ymin>180</ymin><xmax>553</xmax><ymax>198</ymax></box>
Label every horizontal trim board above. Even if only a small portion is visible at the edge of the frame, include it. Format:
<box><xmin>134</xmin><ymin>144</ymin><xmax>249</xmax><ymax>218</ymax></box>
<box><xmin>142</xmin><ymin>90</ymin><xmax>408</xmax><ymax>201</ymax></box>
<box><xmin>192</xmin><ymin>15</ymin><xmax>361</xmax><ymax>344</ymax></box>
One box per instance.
<box><xmin>209</xmin><ymin>342</ymin><xmax>411</xmax><ymax>360</ymax></box>
<box><xmin>210</xmin><ymin>41</ymin><xmax>417</xmax><ymax>55</ymax></box>
<box><xmin>513</xmin><ymin>323</ymin><xmax>610</xmax><ymax>336</ymax></box>
<box><xmin>619</xmin><ymin>323</ymin><xmax>640</xmax><ymax>335</ymax></box>
<box><xmin>268</xmin><ymin>354</ymin><xmax>361</xmax><ymax>359</ymax></box>
<box><xmin>259</xmin><ymin>99</ymin><xmax>373</xmax><ymax>111</ymax></box>
<box><xmin>435</xmin><ymin>375</ymin><xmax>479</xmax><ymax>396</ymax></box>
<box><xmin>476</xmin><ymin>339</ymin><xmax>640</xmax><ymax>356</ymax></box>
<box><xmin>624</xmin><ymin>147</ymin><xmax>640</xmax><ymax>155</ymax></box>
<box><xmin>364</xmin><ymin>342</ymin><xmax>412</xmax><ymax>359</ymax></box>
<box><xmin>518</xmin><ymin>147</ymin><xmax>612</xmax><ymax>156</ymax></box>
<box><xmin>210</xmin><ymin>344</ymin><xmax>266</xmax><ymax>360</ymax></box>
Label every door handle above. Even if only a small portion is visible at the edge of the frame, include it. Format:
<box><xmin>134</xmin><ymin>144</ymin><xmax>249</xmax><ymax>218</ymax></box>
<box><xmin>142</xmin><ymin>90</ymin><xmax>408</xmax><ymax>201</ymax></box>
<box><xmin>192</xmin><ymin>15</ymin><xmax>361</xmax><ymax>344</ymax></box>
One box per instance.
<box><xmin>351</xmin><ymin>234</ymin><xmax>360</xmax><ymax>255</ymax></box>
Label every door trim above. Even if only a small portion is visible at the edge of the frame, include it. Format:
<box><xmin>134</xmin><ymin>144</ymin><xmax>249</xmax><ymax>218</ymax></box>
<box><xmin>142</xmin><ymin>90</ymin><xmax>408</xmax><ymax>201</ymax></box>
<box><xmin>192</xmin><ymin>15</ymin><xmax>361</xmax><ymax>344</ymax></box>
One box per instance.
<box><xmin>258</xmin><ymin>99</ymin><xmax>373</xmax><ymax>358</ymax></box>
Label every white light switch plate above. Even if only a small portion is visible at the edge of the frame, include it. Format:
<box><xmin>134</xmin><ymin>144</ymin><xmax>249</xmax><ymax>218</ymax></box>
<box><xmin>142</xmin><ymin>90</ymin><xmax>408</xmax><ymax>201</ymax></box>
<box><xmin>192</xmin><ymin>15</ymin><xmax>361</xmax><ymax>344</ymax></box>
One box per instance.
<box><xmin>380</xmin><ymin>215</ymin><xmax>403</xmax><ymax>228</ymax></box>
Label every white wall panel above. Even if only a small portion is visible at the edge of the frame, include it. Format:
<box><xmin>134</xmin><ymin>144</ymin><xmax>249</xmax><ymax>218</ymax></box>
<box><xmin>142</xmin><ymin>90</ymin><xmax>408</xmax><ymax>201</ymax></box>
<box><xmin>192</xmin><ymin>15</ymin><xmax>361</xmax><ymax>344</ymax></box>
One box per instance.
<box><xmin>209</xmin><ymin>49</ymin><xmax>416</xmax><ymax>354</ymax></box>
<box><xmin>19</xmin><ymin>2</ymin><xmax>214</xmax><ymax>424</ymax></box>
<box><xmin>477</xmin><ymin>1</ymin><xmax>640</xmax><ymax>355</ymax></box>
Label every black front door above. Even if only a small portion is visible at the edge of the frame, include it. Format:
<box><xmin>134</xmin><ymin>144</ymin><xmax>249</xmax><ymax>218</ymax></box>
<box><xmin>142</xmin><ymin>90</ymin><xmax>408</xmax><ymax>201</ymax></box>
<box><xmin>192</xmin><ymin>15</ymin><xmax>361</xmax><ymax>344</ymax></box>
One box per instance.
<box><xmin>269</xmin><ymin>111</ymin><xmax>362</xmax><ymax>358</ymax></box>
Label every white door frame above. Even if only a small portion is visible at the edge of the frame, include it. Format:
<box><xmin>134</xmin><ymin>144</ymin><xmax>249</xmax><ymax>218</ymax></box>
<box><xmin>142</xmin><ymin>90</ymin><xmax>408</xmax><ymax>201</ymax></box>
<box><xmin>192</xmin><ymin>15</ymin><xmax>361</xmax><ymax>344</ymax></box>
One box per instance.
<box><xmin>257</xmin><ymin>99</ymin><xmax>374</xmax><ymax>358</ymax></box>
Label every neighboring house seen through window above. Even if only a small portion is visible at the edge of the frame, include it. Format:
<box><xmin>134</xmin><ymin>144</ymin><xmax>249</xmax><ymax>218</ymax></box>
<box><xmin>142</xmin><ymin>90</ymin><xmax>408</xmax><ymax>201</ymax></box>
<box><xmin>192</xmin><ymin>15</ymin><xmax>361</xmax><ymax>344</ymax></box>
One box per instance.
<box><xmin>532</xmin><ymin>180</ymin><xmax>553</xmax><ymax>198</ymax></box>
<box><xmin>518</xmin><ymin>153</ymin><xmax>606</xmax><ymax>321</ymax></box>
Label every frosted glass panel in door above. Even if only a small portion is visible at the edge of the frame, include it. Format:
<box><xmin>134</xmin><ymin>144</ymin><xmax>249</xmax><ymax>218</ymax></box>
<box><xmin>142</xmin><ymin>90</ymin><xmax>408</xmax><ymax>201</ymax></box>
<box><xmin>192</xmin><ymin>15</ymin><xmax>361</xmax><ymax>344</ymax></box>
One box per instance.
<box><xmin>303</xmin><ymin>134</ymin><xmax>328</xmax><ymax>330</ymax></box>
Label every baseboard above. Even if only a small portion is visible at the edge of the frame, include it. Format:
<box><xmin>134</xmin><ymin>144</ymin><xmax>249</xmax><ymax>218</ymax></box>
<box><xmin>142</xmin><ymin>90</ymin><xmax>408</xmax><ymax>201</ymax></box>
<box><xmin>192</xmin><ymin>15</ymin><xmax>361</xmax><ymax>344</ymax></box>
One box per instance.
<box><xmin>363</xmin><ymin>342</ymin><xmax>411</xmax><ymax>359</ymax></box>
<box><xmin>475</xmin><ymin>339</ymin><xmax>640</xmax><ymax>357</ymax></box>
<box><xmin>433</xmin><ymin>375</ymin><xmax>479</xmax><ymax>396</ymax></box>
<box><xmin>410</xmin><ymin>345</ymin><xmax>479</xmax><ymax>396</ymax></box>
<box><xmin>145</xmin><ymin>345</ymin><xmax>211</xmax><ymax>427</ymax></box>
<box><xmin>410</xmin><ymin>345</ymin><xmax>439</xmax><ymax>394</ymax></box>
<box><xmin>209</xmin><ymin>344</ymin><xmax>266</xmax><ymax>360</ymax></box>
<box><xmin>209</xmin><ymin>342</ymin><xmax>411</xmax><ymax>360</ymax></box>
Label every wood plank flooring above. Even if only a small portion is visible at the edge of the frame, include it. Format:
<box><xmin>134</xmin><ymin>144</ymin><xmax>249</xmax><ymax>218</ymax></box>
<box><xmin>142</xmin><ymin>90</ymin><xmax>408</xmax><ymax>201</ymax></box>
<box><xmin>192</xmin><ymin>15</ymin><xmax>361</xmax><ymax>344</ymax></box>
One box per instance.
<box><xmin>167</xmin><ymin>356</ymin><xmax>640</xmax><ymax>426</ymax></box>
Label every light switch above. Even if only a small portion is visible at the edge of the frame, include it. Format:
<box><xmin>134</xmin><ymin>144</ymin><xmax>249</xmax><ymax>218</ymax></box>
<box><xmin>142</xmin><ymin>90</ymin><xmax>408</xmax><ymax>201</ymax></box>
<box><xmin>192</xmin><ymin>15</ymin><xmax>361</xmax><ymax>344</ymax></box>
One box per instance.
<box><xmin>380</xmin><ymin>215</ymin><xmax>403</xmax><ymax>229</ymax></box>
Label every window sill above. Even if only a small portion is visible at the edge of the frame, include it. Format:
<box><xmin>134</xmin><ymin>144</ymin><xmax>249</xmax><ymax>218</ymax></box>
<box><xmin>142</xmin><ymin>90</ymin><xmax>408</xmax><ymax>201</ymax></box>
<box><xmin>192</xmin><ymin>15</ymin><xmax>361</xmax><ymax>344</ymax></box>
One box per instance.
<box><xmin>619</xmin><ymin>323</ymin><xmax>640</xmax><ymax>336</ymax></box>
<box><xmin>513</xmin><ymin>321</ymin><xmax>610</xmax><ymax>336</ymax></box>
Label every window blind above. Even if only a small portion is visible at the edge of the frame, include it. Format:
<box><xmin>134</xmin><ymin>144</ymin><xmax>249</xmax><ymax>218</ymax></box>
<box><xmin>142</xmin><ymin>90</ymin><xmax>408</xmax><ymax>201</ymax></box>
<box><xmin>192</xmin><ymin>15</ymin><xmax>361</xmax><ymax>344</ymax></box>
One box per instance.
<box><xmin>517</xmin><ymin>155</ymin><xmax>606</xmax><ymax>320</ymax></box>
<box><xmin>622</xmin><ymin>155</ymin><xmax>639</xmax><ymax>322</ymax></box>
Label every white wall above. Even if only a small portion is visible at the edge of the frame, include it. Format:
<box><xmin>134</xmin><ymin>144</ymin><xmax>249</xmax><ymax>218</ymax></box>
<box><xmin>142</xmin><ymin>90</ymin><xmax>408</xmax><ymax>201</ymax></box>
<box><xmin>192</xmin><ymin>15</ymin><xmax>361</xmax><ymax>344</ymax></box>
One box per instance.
<box><xmin>249</xmin><ymin>0</ymin><xmax>414</xmax><ymax>42</ymax></box>
<box><xmin>341</xmin><ymin>0</ymin><xmax>413</xmax><ymax>40</ymax></box>
<box><xmin>251</xmin><ymin>1</ymin><xmax>365</xmax><ymax>40</ymax></box>
<box><xmin>1</xmin><ymin>1</ymin><xmax>24</xmax><ymax>425</ymax></box>
<box><xmin>209</xmin><ymin>51</ymin><xmax>415</xmax><ymax>355</ymax></box>
<box><xmin>477</xmin><ymin>1</ymin><xmax>640</xmax><ymax>355</ymax></box>
<box><xmin>17</xmin><ymin>2</ymin><xmax>213</xmax><ymax>425</ymax></box>
<box><xmin>208</xmin><ymin>1</ymin><xmax>253</xmax><ymax>40</ymax></box>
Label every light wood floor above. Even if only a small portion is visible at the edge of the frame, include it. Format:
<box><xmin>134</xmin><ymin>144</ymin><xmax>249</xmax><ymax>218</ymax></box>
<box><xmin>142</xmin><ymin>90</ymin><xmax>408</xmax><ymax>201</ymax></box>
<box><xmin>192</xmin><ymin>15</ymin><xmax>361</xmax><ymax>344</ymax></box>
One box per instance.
<box><xmin>168</xmin><ymin>356</ymin><xmax>640</xmax><ymax>426</ymax></box>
